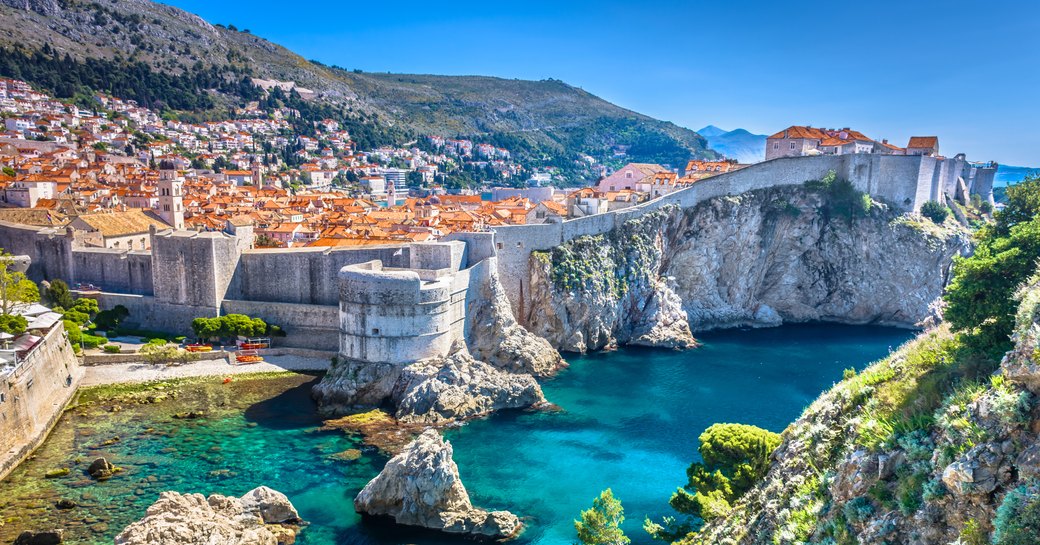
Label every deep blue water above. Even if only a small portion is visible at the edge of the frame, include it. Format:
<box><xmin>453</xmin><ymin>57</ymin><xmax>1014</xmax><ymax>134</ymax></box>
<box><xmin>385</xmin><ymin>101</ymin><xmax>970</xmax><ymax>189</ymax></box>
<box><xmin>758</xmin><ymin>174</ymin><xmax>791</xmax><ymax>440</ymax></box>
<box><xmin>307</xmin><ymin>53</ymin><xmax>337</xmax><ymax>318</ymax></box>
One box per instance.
<box><xmin>0</xmin><ymin>324</ymin><xmax>912</xmax><ymax>545</ymax></box>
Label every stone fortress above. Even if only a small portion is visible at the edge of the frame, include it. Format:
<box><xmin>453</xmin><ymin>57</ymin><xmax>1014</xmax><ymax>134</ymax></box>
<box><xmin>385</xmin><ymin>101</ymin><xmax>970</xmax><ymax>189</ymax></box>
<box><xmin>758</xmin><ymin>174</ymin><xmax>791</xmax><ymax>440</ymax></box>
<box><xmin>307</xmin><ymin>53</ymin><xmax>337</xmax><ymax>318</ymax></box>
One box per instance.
<box><xmin>0</xmin><ymin>152</ymin><xmax>995</xmax><ymax>362</ymax></box>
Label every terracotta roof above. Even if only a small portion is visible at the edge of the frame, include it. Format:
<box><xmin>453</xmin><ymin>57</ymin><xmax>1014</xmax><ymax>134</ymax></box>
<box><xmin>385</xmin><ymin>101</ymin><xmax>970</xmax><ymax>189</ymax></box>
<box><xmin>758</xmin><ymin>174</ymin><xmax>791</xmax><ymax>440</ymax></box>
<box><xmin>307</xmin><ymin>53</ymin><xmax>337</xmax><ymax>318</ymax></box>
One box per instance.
<box><xmin>72</xmin><ymin>209</ymin><xmax>170</xmax><ymax>237</ymax></box>
<box><xmin>907</xmin><ymin>136</ymin><xmax>938</xmax><ymax>149</ymax></box>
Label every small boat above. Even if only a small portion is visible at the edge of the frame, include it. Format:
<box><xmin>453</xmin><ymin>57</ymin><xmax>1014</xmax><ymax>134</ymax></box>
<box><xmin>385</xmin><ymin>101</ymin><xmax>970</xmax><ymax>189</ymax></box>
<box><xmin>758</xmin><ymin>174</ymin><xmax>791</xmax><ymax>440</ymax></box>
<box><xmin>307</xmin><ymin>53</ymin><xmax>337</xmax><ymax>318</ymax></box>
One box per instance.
<box><xmin>186</xmin><ymin>343</ymin><xmax>213</xmax><ymax>352</ymax></box>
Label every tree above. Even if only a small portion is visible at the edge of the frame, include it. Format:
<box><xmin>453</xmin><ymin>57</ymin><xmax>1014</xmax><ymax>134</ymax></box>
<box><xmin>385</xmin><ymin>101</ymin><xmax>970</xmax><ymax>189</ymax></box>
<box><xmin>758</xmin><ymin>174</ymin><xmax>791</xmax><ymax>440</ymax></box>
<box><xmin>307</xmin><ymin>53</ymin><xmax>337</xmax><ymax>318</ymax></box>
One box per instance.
<box><xmin>648</xmin><ymin>424</ymin><xmax>780</xmax><ymax>540</ymax></box>
<box><xmin>575</xmin><ymin>489</ymin><xmax>630</xmax><ymax>545</ymax></box>
<box><xmin>0</xmin><ymin>252</ymin><xmax>39</xmax><ymax>315</ymax></box>
<box><xmin>0</xmin><ymin>314</ymin><xmax>27</xmax><ymax>336</ymax></box>
<box><xmin>94</xmin><ymin>304</ymin><xmax>130</xmax><ymax>331</ymax></box>
<box><xmin>44</xmin><ymin>279</ymin><xmax>75</xmax><ymax>309</ymax></box>
<box><xmin>920</xmin><ymin>200</ymin><xmax>950</xmax><ymax>224</ymax></box>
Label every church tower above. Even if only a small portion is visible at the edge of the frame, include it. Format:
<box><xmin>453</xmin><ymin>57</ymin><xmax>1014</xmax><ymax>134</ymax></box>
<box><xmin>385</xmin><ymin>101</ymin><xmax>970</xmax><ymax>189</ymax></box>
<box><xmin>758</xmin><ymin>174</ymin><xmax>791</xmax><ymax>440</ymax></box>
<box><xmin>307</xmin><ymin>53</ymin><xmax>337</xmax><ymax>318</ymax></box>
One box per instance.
<box><xmin>158</xmin><ymin>161</ymin><xmax>185</xmax><ymax>230</ymax></box>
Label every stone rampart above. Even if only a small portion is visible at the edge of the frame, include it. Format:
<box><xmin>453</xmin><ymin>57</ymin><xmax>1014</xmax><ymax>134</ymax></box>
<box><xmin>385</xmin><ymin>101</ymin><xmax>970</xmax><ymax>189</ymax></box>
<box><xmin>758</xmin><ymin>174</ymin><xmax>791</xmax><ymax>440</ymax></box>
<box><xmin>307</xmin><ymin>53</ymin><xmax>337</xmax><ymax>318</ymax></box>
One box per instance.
<box><xmin>337</xmin><ymin>260</ymin><xmax>468</xmax><ymax>364</ymax></box>
<box><xmin>0</xmin><ymin>322</ymin><xmax>81</xmax><ymax>481</ymax></box>
<box><xmin>221</xmin><ymin>299</ymin><xmax>339</xmax><ymax>351</ymax></box>
<box><xmin>72</xmin><ymin>248</ymin><xmax>154</xmax><ymax>296</ymax></box>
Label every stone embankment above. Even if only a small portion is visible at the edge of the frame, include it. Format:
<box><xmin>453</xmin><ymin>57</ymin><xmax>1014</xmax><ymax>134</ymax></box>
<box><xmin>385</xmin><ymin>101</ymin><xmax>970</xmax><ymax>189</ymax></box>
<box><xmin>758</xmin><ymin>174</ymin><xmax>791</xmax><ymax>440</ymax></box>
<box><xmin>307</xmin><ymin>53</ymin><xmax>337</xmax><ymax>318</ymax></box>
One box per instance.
<box><xmin>354</xmin><ymin>430</ymin><xmax>521</xmax><ymax>539</ymax></box>
<box><xmin>114</xmin><ymin>486</ymin><xmax>303</xmax><ymax>545</ymax></box>
<box><xmin>524</xmin><ymin>186</ymin><xmax>972</xmax><ymax>352</ymax></box>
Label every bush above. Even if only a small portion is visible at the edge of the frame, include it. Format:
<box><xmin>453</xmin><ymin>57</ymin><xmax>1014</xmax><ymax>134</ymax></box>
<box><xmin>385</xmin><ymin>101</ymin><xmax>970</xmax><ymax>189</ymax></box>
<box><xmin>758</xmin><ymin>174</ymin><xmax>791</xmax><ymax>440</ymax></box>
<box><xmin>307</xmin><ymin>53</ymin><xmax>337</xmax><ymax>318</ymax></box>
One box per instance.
<box><xmin>63</xmin><ymin>319</ymin><xmax>81</xmax><ymax>345</ymax></box>
<box><xmin>993</xmin><ymin>485</ymin><xmax>1040</xmax><ymax>544</ymax></box>
<box><xmin>62</xmin><ymin>309</ymin><xmax>90</xmax><ymax>325</ymax></box>
<box><xmin>103</xmin><ymin>344</ymin><xmax>121</xmax><ymax>354</ymax></box>
<box><xmin>94</xmin><ymin>305</ymin><xmax>130</xmax><ymax>331</ymax></box>
<box><xmin>192</xmin><ymin>314</ymin><xmax>268</xmax><ymax>342</ymax></box>
<box><xmin>804</xmin><ymin>170</ymin><xmax>872</xmax><ymax>219</ymax></box>
<box><xmin>0</xmin><ymin>314</ymin><xmax>28</xmax><ymax>335</ymax></box>
<box><xmin>44</xmin><ymin>279</ymin><xmax>74</xmax><ymax>309</ymax></box>
<box><xmin>80</xmin><ymin>333</ymin><xmax>108</xmax><ymax>349</ymax></box>
<box><xmin>920</xmin><ymin>201</ymin><xmax>950</xmax><ymax>224</ymax></box>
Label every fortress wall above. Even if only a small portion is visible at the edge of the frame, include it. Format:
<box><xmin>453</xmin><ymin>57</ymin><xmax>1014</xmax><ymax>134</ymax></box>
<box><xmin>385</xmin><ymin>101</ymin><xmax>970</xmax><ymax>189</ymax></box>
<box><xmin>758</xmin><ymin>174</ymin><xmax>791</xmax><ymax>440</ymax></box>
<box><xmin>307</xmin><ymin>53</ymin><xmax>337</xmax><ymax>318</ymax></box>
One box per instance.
<box><xmin>70</xmin><ymin>249</ymin><xmax>153</xmax><ymax>295</ymax></box>
<box><xmin>409</xmin><ymin>240</ymin><xmax>465</xmax><ymax>272</ymax></box>
<box><xmin>90</xmin><ymin>293</ymin><xmax>204</xmax><ymax>335</ymax></box>
<box><xmin>0</xmin><ymin>322</ymin><xmax>80</xmax><ymax>481</ymax></box>
<box><xmin>235</xmin><ymin>245</ymin><xmax>413</xmax><ymax>306</ymax></box>
<box><xmin>338</xmin><ymin>260</ymin><xmax>467</xmax><ymax>364</ymax></box>
<box><xmin>0</xmin><ymin>221</ymin><xmax>73</xmax><ymax>282</ymax></box>
<box><xmin>221</xmin><ymin>299</ymin><xmax>339</xmax><ymax>351</ymax></box>
<box><xmin>443</xmin><ymin>232</ymin><xmax>496</xmax><ymax>267</ymax></box>
<box><xmin>151</xmin><ymin>231</ymin><xmax>227</xmax><ymax>309</ymax></box>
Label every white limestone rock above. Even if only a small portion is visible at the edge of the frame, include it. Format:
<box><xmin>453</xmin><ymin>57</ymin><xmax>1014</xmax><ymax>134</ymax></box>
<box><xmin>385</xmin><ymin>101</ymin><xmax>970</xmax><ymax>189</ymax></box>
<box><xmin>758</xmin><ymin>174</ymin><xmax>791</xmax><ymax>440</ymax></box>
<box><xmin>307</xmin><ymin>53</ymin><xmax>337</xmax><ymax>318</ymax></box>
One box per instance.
<box><xmin>354</xmin><ymin>430</ymin><xmax>521</xmax><ymax>539</ymax></box>
<box><xmin>391</xmin><ymin>352</ymin><xmax>546</xmax><ymax>424</ymax></box>
<box><xmin>465</xmin><ymin>257</ymin><xmax>565</xmax><ymax>376</ymax></box>
<box><xmin>524</xmin><ymin>187</ymin><xmax>971</xmax><ymax>352</ymax></box>
<box><xmin>114</xmin><ymin>487</ymin><xmax>302</xmax><ymax>545</ymax></box>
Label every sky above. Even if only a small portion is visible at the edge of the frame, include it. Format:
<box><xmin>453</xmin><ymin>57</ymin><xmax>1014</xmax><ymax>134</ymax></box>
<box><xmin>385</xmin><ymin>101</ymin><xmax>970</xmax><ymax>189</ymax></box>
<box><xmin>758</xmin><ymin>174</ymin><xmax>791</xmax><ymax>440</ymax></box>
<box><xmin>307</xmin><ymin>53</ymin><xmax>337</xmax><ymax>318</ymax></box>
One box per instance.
<box><xmin>163</xmin><ymin>0</ymin><xmax>1040</xmax><ymax>166</ymax></box>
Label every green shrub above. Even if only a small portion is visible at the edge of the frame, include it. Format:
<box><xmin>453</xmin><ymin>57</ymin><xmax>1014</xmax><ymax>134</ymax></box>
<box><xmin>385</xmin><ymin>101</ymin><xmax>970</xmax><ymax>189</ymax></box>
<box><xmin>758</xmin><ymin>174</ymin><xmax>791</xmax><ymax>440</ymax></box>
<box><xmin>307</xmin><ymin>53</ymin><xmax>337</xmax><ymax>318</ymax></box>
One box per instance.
<box><xmin>44</xmin><ymin>279</ymin><xmax>74</xmax><ymax>309</ymax></box>
<box><xmin>93</xmin><ymin>304</ymin><xmax>129</xmax><ymax>331</ymax></box>
<box><xmin>959</xmin><ymin>519</ymin><xmax>988</xmax><ymax>545</ymax></box>
<box><xmin>804</xmin><ymin>170</ymin><xmax>872</xmax><ymax>219</ymax></box>
<box><xmin>103</xmin><ymin>344</ymin><xmax>121</xmax><ymax>354</ymax></box>
<box><xmin>0</xmin><ymin>314</ymin><xmax>28</xmax><ymax>335</ymax></box>
<box><xmin>920</xmin><ymin>201</ymin><xmax>950</xmax><ymax>224</ymax></box>
<box><xmin>842</xmin><ymin>496</ymin><xmax>874</xmax><ymax>525</ymax></box>
<box><xmin>62</xmin><ymin>309</ymin><xmax>89</xmax><ymax>325</ymax></box>
<box><xmin>842</xmin><ymin>368</ymin><xmax>857</xmax><ymax>380</ymax></box>
<box><xmin>63</xmin><ymin>319</ymin><xmax>81</xmax><ymax>345</ymax></box>
<box><xmin>993</xmin><ymin>485</ymin><xmax>1040</xmax><ymax>544</ymax></box>
<box><xmin>192</xmin><ymin>314</ymin><xmax>268</xmax><ymax>342</ymax></box>
<box><xmin>80</xmin><ymin>333</ymin><xmax>108</xmax><ymax>349</ymax></box>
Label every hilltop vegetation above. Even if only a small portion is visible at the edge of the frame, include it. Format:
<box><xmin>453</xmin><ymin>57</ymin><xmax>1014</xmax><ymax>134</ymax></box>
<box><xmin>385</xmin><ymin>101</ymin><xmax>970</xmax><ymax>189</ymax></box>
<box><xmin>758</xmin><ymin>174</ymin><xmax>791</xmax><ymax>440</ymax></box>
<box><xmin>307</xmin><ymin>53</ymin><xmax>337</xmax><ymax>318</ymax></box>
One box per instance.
<box><xmin>0</xmin><ymin>0</ymin><xmax>716</xmax><ymax>182</ymax></box>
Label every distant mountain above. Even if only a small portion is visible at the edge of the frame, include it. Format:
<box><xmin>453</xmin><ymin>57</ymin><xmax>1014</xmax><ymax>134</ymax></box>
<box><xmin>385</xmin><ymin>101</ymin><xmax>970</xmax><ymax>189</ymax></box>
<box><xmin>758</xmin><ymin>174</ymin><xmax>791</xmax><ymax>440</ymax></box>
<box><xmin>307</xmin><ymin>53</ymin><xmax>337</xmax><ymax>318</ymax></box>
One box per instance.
<box><xmin>697</xmin><ymin>126</ymin><xmax>767</xmax><ymax>164</ymax></box>
<box><xmin>996</xmin><ymin>164</ymin><xmax>1039</xmax><ymax>186</ymax></box>
<box><xmin>0</xmin><ymin>0</ymin><xmax>717</xmax><ymax>182</ymax></box>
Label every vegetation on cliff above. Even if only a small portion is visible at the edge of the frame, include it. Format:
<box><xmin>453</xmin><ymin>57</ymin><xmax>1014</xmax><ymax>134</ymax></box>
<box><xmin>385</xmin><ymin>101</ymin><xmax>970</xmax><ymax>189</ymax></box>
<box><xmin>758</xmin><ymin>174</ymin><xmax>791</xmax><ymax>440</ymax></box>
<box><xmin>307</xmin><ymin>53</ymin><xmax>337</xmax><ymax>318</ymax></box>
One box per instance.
<box><xmin>641</xmin><ymin>176</ymin><xmax>1040</xmax><ymax>544</ymax></box>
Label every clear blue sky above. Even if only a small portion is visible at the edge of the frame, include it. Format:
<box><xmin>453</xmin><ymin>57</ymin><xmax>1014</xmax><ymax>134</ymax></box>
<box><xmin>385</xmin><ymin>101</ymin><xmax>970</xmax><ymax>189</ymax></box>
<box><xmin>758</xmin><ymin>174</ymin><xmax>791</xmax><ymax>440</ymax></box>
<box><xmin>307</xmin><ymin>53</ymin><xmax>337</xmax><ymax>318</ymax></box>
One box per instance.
<box><xmin>164</xmin><ymin>0</ymin><xmax>1039</xmax><ymax>166</ymax></box>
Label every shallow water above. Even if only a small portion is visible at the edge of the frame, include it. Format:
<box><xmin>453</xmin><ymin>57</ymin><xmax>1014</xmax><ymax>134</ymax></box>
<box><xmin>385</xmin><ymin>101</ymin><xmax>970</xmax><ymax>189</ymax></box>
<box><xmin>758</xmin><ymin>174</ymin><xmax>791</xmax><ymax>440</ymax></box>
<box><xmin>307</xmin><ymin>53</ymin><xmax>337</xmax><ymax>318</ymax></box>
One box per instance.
<box><xmin>0</xmin><ymin>324</ymin><xmax>912</xmax><ymax>545</ymax></box>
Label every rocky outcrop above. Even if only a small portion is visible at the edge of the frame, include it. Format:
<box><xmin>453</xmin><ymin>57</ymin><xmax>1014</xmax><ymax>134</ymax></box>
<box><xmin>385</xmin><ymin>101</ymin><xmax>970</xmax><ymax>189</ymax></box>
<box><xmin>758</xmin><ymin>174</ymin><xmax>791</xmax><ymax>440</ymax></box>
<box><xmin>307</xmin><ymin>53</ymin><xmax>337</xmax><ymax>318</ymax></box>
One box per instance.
<box><xmin>525</xmin><ymin>187</ymin><xmax>971</xmax><ymax>352</ymax></box>
<box><xmin>466</xmin><ymin>257</ymin><xmax>565</xmax><ymax>377</ymax></box>
<box><xmin>354</xmin><ymin>430</ymin><xmax>521</xmax><ymax>539</ymax></box>
<box><xmin>114</xmin><ymin>486</ymin><xmax>302</xmax><ymax>545</ymax></box>
<box><xmin>12</xmin><ymin>531</ymin><xmax>63</xmax><ymax>545</ymax></box>
<box><xmin>313</xmin><ymin>352</ymin><xmax>546</xmax><ymax>422</ymax></box>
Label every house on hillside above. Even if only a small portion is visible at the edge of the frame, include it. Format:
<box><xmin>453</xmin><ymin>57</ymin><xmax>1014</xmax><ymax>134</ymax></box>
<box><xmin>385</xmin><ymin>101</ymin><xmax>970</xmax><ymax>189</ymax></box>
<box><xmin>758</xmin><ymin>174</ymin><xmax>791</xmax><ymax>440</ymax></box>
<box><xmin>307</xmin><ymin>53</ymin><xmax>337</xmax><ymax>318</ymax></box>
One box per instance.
<box><xmin>765</xmin><ymin>126</ymin><xmax>905</xmax><ymax>160</ymax></box>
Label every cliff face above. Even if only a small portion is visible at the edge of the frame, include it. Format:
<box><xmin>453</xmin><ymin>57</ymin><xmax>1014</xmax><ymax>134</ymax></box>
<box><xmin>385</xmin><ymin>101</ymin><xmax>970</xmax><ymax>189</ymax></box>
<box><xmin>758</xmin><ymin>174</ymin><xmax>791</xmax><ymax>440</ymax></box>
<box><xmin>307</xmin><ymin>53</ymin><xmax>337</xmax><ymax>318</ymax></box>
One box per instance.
<box><xmin>680</xmin><ymin>274</ymin><xmax>1040</xmax><ymax>545</ymax></box>
<box><xmin>524</xmin><ymin>186</ymin><xmax>971</xmax><ymax>353</ymax></box>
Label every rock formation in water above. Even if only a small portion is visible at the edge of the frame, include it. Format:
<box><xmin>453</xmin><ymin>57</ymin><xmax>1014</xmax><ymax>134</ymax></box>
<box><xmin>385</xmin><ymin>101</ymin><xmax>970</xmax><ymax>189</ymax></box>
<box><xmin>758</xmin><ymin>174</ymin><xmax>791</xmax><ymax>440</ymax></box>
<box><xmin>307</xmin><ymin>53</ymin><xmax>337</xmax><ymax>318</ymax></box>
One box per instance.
<box><xmin>114</xmin><ymin>486</ymin><xmax>302</xmax><ymax>545</ymax></box>
<box><xmin>524</xmin><ymin>186</ymin><xmax>971</xmax><ymax>352</ymax></box>
<box><xmin>680</xmin><ymin>273</ymin><xmax>1040</xmax><ymax>545</ymax></box>
<box><xmin>312</xmin><ymin>352</ymin><xmax>546</xmax><ymax>421</ymax></box>
<box><xmin>354</xmin><ymin>429</ymin><xmax>522</xmax><ymax>539</ymax></box>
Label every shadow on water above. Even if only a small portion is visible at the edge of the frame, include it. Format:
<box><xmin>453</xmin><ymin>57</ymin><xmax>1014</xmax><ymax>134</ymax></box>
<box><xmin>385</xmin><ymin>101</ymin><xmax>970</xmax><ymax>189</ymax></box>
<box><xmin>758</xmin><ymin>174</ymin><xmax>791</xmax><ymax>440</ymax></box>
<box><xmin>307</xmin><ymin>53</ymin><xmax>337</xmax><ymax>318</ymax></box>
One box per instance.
<box><xmin>243</xmin><ymin>372</ymin><xmax>324</xmax><ymax>429</ymax></box>
<box><xmin>330</xmin><ymin>515</ymin><xmax>538</xmax><ymax>545</ymax></box>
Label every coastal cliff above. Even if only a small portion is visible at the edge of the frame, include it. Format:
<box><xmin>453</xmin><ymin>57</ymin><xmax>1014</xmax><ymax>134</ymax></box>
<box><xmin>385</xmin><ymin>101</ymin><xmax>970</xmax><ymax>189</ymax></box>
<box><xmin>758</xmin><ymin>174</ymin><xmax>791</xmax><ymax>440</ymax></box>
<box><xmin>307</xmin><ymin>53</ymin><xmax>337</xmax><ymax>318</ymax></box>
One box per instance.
<box><xmin>677</xmin><ymin>272</ymin><xmax>1040</xmax><ymax>545</ymax></box>
<box><xmin>524</xmin><ymin>185</ymin><xmax>971</xmax><ymax>353</ymax></box>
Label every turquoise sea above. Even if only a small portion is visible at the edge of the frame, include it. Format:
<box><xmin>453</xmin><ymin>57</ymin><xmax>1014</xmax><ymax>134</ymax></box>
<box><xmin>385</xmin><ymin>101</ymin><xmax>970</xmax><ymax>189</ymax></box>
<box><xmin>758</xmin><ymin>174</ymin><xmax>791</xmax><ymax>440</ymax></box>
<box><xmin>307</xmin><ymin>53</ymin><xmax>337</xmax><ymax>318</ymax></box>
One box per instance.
<box><xmin>0</xmin><ymin>324</ymin><xmax>913</xmax><ymax>545</ymax></box>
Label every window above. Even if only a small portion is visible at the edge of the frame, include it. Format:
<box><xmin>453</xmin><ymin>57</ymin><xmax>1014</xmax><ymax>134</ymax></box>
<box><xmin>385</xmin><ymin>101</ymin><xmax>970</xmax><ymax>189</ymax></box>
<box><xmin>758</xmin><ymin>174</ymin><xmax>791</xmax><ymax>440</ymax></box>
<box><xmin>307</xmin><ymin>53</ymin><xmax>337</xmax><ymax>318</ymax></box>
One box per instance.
<box><xmin>773</xmin><ymin>142</ymin><xmax>779</xmax><ymax>150</ymax></box>
<box><xmin>496</xmin><ymin>242</ymin><xmax>503</xmax><ymax>250</ymax></box>
<box><xmin>625</xmin><ymin>171</ymin><xmax>633</xmax><ymax>178</ymax></box>
<box><xmin>163</xmin><ymin>204</ymin><xmax>170</xmax><ymax>212</ymax></box>
<box><xmin>790</xmin><ymin>142</ymin><xmax>796</xmax><ymax>150</ymax></box>
<box><xmin>371</xmin><ymin>328</ymin><xmax>380</xmax><ymax>335</ymax></box>
<box><xmin>0</xmin><ymin>392</ymin><xmax>5</xmax><ymax>403</ymax></box>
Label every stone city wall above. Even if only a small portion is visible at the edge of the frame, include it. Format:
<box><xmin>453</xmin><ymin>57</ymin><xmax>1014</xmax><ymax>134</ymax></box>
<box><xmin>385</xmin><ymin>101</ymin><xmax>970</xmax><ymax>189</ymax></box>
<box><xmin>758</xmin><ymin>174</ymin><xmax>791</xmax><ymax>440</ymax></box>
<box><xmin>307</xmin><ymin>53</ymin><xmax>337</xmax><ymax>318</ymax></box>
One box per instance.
<box><xmin>337</xmin><ymin>259</ymin><xmax>469</xmax><ymax>364</ymax></box>
<box><xmin>0</xmin><ymin>322</ymin><xmax>81</xmax><ymax>481</ymax></box>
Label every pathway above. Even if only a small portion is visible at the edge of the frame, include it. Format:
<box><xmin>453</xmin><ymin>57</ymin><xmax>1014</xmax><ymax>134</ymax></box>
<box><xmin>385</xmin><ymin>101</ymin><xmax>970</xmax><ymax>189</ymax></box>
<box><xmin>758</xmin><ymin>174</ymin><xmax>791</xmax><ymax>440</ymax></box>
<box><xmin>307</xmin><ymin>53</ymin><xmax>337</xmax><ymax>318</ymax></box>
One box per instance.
<box><xmin>79</xmin><ymin>354</ymin><xmax>331</xmax><ymax>386</ymax></box>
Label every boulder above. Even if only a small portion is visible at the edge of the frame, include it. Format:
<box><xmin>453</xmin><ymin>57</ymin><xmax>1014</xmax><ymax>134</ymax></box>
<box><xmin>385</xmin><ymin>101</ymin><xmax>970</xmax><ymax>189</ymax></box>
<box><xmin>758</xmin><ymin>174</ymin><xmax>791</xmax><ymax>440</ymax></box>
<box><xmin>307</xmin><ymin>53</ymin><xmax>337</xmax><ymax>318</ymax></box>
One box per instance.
<box><xmin>354</xmin><ymin>430</ymin><xmax>521</xmax><ymax>539</ymax></box>
<box><xmin>391</xmin><ymin>353</ymin><xmax>546</xmax><ymax>424</ymax></box>
<box><xmin>240</xmin><ymin>486</ymin><xmax>300</xmax><ymax>524</ymax></box>
<box><xmin>114</xmin><ymin>487</ymin><xmax>303</xmax><ymax>545</ymax></box>
<box><xmin>831</xmin><ymin>449</ymin><xmax>879</xmax><ymax>502</ymax></box>
<box><xmin>13</xmin><ymin>530</ymin><xmax>63</xmax><ymax>545</ymax></box>
<box><xmin>941</xmin><ymin>443</ymin><xmax>1009</xmax><ymax>496</ymax></box>
<box><xmin>87</xmin><ymin>457</ymin><xmax>115</xmax><ymax>481</ymax></box>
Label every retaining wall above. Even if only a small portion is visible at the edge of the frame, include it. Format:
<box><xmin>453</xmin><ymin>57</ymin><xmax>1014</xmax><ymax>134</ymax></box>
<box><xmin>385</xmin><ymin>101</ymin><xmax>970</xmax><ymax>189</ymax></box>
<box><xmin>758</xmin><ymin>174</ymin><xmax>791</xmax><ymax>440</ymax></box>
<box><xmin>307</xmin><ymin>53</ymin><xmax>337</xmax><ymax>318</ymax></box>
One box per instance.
<box><xmin>0</xmin><ymin>323</ymin><xmax>81</xmax><ymax>481</ymax></box>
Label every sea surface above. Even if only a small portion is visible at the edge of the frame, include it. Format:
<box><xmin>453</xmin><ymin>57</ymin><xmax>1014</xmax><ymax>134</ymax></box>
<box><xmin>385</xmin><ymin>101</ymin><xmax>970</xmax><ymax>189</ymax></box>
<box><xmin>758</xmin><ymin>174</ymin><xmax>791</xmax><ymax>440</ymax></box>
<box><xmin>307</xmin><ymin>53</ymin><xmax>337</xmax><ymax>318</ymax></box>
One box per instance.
<box><xmin>0</xmin><ymin>324</ymin><xmax>913</xmax><ymax>545</ymax></box>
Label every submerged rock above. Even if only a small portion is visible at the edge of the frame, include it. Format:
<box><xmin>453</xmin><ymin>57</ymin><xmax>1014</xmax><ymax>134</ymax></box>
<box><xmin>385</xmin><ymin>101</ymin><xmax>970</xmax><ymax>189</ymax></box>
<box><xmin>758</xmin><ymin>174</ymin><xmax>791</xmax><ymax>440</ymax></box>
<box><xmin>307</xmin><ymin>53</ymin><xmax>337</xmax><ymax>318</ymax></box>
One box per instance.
<box><xmin>114</xmin><ymin>486</ymin><xmax>303</xmax><ymax>545</ymax></box>
<box><xmin>354</xmin><ymin>430</ymin><xmax>521</xmax><ymax>539</ymax></box>
<box><xmin>13</xmin><ymin>530</ymin><xmax>63</xmax><ymax>545</ymax></box>
<box><xmin>87</xmin><ymin>457</ymin><xmax>116</xmax><ymax>481</ymax></box>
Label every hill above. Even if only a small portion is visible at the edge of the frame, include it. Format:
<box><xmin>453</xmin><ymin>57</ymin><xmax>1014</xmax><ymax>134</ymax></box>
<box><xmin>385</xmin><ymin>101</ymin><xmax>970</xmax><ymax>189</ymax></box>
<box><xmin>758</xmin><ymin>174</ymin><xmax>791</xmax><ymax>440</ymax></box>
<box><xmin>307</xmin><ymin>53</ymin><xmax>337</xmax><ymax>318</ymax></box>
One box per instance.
<box><xmin>696</xmin><ymin>125</ymin><xmax>766</xmax><ymax>164</ymax></box>
<box><xmin>0</xmin><ymin>0</ymin><xmax>716</xmax><ymax>182</ymax></box>
<box><xmin>996</xmin><ymin>164</ymin><xmax>1039</xmax><ymax>186</ymax></box>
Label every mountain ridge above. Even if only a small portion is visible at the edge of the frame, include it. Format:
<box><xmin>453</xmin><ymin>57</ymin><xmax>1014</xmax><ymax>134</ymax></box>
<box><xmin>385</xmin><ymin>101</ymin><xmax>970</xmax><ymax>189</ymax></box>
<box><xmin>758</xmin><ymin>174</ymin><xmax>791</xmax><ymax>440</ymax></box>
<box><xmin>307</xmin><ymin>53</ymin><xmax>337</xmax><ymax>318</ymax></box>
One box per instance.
<box><xmin>0</xmin><ymin>0</ymin><xmax>717</xmax><ymax>180</ymax></box>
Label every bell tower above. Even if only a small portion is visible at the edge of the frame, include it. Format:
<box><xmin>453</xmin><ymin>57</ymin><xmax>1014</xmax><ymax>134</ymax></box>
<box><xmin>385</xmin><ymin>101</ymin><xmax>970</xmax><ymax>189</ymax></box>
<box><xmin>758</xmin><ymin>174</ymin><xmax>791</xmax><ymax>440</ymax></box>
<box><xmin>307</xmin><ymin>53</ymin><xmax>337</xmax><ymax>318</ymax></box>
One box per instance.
<box><xmin>157</xmin><ymin>160</ymin><xmax>185</xmax><ymax>230</ymax></box>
